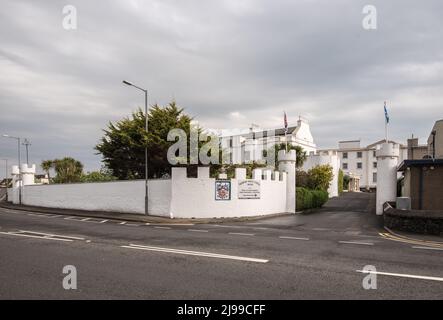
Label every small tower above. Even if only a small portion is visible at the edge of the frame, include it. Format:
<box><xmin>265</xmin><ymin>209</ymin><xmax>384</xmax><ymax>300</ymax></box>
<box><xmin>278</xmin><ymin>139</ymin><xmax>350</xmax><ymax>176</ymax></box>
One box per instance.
<box><xmin>376</xmin><ymin>142</ymin><xmax>399</xmax><ymax>215</ymax></box>
<box><xmin>21</xmin><ymin>164</ymin><xmax>36</xmax><ymax>186</ymax></box>
<box><xmin>278</xmin><ymin>149</ymin><xmax>296</xmax><ymax>213</ymax></box>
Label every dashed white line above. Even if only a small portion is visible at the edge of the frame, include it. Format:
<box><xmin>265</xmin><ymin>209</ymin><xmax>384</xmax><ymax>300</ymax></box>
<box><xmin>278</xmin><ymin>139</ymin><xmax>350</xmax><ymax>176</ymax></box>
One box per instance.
<box><xmin>356</xmin><ymin>269</ymin><xmax>443</xmax><ymax>282</ymax></box>
<box><xmin>412</xmin><ymin>246</ymin><xmax>443</xmax><ymax>251</ymax></box>
<box><xmin>81</xmin><ymin>218</ymin><xmax>91</xmax><ymax>222</ymax></box>
<box><xmin>99</xmin><ymin>219</ymin><xmax>108</xmax><ymax>223</ymax></box>
<box><xmin>154</xmin><ymin>226</ymin><xmax>171</xmax><ymax>230</ymax></box>
<box><xmin>279</xmin><ymin>236</ymin><xmax>309</xmax><ymax>241</ymax></box>
<box><xmin>119</xmin><ymin>221</ymin><xmax>127</xmax><ymax>225</ymax></box>
<box><xmin>122</xmin><ymin>244</ymin><xmax>268</xmax><ymax>263</ymax></box>
<box><xmin>339</xmin><ymin>241</ymin><xmax>374</xmax><ymax>246</ymax></box>
<box><xmin>19</xmin><ymin>230</ymin><xmax>85</xmax><ymax>240</ymax></box>
<box><xmin>0</xmin><ymin>231</ymin><xmax>72</xmax><ymax>242</ymax></box>
<box><xmin>188</xmin><ymin>229</ymin><xmax>209</xmax><ymax>233</ymax></box>
<box><xmin>228</xmin><ymin>232</ymin><xmax>255</xmax><ymax>236</ymax></box>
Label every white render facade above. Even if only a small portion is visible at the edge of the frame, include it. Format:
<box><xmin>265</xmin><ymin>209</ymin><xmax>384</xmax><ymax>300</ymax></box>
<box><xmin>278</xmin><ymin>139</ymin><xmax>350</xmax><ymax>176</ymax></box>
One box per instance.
<box><xmin>220</xmin><ymin>118</ymin><xmax>316</xmax><ymax>165</ymax></box>
<box><xmin>319</xmin><ymin>139</ymin><xmax>407</xmax><ymax>191</ymax></box>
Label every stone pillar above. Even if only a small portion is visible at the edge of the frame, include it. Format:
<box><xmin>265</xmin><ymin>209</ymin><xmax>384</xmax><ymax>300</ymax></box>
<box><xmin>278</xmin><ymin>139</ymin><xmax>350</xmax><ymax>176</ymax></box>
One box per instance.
<box><xmin>278</xmin><ymin>149</ymin><xmax>296</xmax><ymax>213</ymax></box>
<box><xmin>376</xmin><ymin>142</ymin><xmax>399</xmax><ymax>215</ymax></box>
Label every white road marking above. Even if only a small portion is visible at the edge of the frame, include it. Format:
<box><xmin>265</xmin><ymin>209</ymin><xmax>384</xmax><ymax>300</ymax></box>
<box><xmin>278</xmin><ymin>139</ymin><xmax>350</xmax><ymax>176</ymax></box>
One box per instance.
<box><xmin>99</xmin><ymin>219</ymin><xmax>108</xmax><ymax>223</ymax></box>
<box><xmin>213</xmin><ymin>225</ymin><xmax>244</xmax><ymax>229</ymax></box>
<box><xmin>27</xmin><ymin>213</ymin><xmax>44</xmax><ymax>217</ymax></box>
<box><xmin>0</xmin><ymin>231</ymin><xmax>72</xmax><ymax>242</ymax></box>
<box><xmin>253</xmin><ymin>227</ymin><xmax>269</xmax><ymax>230</ymax></box>
<box><xmin>339</xmin><ymin>241</ymin><xmax>374</xmax><ymax>246</ymax></box>
<box><xmin>122</xmin><ymin>244</ymin><xmax>269</xmax><ymax>263</ymax></box>
<box><xmin>19</xmin><ymin>230</ymin><xmax>85</xmax><ymax>240</ymax></box>
<box><xmin>154</xmin><ymin>226</ymin><xmax>171</xmax><ymax>230</ymax></box>
<box><xmin>145</xmin><ymin>223</ymin><xmax>150</xmax><ymax>225</ymax></box>
<box><xmin>356</xmin><ymin>269</ymin><xmax>443</xmax><ymax>282</ymax></box>
<box><xmin>81</xmin><ymin>218</ymin><xmax>91</xmax><ymax>221</ymax></box>
<box><xmin>152</xmin><ymin>223</ymin><xmax>195</xmax><ymax>226</ymax></box>
<box><xmin>119</xmin><ymin>221</ymin><xmax>127</xmax><ymax>225</ymax></box>
<box><xmin>228</xmin><ymin>232</ymin><xmax>255</xmax><ymax>236</ymax></box>
<box><xmin>64</xmin><ymin>216</ymin><xmax>83</xmax><ymax>221</ymax></box>
<box><xmin>279</xmin><ymin>236</ymin><xmax>309</xmax><ymax>241</ymax></box>
<box><xmin>412</xmin><ymin>246</ymin><xmax>443</xmax><ymax>251</ymax></box>
<box><xmin>188</xmin><ymin>229</ymin><xmax>209</xmax><ymax>233</ymax></box>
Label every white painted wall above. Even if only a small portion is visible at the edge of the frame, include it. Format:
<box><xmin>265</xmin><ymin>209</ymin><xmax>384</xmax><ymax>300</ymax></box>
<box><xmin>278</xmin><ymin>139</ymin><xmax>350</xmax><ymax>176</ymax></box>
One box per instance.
<box><xmin>19</xmin><ymin>180</ymin><xmax>171</xmax><ymax>215</ymax></box>
<box><xmin>169</xmin><ymin>167</ymin><xmax>287</xmax><ymax>218</ymax></box>
<box><xmin>11</xmin><ymin>152</ymin><xmax>296</xmax><ymax>218</ymax></box>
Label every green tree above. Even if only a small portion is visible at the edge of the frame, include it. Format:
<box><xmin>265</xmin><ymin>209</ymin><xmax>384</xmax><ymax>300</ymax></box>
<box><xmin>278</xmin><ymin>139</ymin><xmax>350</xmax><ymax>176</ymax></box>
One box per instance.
<box><xmin>307</xmin><ymin>164</ymin><xmax>333</xmax><ymax>192</ymax></box>
<box><xmin>41</xmin><ymin>160</ymin><xmax>53</xmax><ymax>182</ymax></box>
<box><xmin>265</xmin><ymin>143</ymin><xmax>307</xmax><ymax>169</ymax></box>
<box><xmin>95</xmin><ymin>101</ymin><xmax>195</xmax><ymax>179</ymax></box>
<box><xmin>81</xmin><ymin>167</ymin><xmax>117</xmax><ymax>183</ymax></box>
<box><xmin>52</xmin><ymin>157</ymin><xmax>84</xmax><ymax>183</ymax></box>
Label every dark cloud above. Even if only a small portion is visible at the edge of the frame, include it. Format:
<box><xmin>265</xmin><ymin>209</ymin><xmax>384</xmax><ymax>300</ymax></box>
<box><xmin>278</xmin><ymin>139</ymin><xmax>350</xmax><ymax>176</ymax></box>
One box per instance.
<box><xmin>1</xmin><ymin>0</ymin><xmax>442</xmax><ymax>177</ymax></box>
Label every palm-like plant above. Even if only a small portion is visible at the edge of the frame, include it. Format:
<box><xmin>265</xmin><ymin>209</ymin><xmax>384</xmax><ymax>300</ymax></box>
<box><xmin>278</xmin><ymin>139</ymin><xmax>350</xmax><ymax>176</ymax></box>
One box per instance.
<box><xmin>41</xmin><ymin>160</ymin><xmax>53</xmax><ymax>183</ymax></box>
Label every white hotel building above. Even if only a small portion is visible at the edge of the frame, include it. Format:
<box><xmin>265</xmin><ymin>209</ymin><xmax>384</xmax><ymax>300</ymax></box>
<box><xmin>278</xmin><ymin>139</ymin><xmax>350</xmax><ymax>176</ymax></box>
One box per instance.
<box><xmin>319</xmin><ymin>139</ymin><xmax>407</xmax><ymax>191</ymax></box>
<box><xmin>219</xmin><ymin>118</ymin><xmax>317</xmax><ymax>164</ymax></box>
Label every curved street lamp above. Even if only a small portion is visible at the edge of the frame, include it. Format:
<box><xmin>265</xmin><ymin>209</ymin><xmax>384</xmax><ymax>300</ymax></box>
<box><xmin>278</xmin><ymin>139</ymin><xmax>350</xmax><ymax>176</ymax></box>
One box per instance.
<box><xmin>122</xmin><ymin>80</ymin><xmax>149</xmax><ymax>215</ymax></box>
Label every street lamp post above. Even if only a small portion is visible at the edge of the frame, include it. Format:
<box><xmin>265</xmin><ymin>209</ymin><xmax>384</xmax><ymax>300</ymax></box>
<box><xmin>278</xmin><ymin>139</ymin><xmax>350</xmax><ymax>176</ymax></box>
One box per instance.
<box><xmin>2</xmin><ymin>134</ymin><xmax>21</xmax><ymax>204</ymax></box>
<box><xmin>1</xmin><ymin>159</ymin><xmax>8</xmax><ymax>201</ymax></box>
<box><xmin>122</xmin><ymin>80</ymin><xmax>149</xmax><ymax>215</ymax></box>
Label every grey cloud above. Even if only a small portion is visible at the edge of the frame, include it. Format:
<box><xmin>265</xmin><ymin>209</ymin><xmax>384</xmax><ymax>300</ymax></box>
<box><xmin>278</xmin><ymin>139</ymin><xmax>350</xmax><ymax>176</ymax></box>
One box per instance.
<box><xmin>1</xmin><ymin>0</ymin><xmax>443</xmax><ymax>178</ymax></box>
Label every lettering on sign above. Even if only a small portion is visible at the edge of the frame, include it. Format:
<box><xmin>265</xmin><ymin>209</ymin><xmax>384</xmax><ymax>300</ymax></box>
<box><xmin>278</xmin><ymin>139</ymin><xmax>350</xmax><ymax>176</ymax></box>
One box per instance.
<box><xmin>238</xmin><ymin>180</ymin><xmax>261</xmax><ymax>199</ymax></box>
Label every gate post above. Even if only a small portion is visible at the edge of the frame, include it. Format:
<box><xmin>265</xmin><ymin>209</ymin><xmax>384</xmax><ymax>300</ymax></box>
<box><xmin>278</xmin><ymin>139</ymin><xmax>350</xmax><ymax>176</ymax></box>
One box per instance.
<box><xmin>278</xmin><ymin>149</ymin><xmax>296</xmax><ymax>213</ymax></box>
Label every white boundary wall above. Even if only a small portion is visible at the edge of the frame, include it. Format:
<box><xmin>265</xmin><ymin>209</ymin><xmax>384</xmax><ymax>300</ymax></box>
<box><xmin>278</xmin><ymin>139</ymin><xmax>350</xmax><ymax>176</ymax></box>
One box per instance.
<box><xmin>9</xmin><ymin>151</ymin><xmax>296</xmax><ymax>218</ymax></box>
<box><xmin>19</xmin><ymin>180</ymin><xmax>171</xmax><ymax>216</ymax></box>
<box><xmin>170</xmin><ymin>167</ymin><xmax>287</xmax><ymax>218</ymax></box>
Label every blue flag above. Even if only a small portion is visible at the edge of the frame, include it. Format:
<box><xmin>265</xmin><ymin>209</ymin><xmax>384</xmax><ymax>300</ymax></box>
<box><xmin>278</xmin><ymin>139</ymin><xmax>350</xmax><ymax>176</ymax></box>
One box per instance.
<box><xmin>384</xmin><ymin>101</ymin><xmax>389</xmax><ymax>124</ymax></box>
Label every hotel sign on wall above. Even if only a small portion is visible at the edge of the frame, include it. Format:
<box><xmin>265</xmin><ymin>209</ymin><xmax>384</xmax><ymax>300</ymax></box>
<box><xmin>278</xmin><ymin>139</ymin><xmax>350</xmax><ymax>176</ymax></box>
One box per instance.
<box><xmin>238</xmin><ymin>180</ymin><xmax>261</xmax><ymax>199</ymax></box>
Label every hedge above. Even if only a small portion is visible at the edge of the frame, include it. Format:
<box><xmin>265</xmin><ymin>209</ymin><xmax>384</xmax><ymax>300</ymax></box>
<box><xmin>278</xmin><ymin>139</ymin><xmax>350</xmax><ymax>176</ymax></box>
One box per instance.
<box><xmin>296</xmin><ymin>187</ymin><xmax>329</xmax><ymax>211</ymax></box>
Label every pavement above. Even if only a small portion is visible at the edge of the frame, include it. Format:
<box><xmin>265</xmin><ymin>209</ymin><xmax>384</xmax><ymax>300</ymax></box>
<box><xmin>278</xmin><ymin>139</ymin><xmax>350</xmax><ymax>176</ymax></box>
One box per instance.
<box><xmin>0</xmin><ymin>192</ymin><xmax>442</xmax><ymax>299</ymax></box>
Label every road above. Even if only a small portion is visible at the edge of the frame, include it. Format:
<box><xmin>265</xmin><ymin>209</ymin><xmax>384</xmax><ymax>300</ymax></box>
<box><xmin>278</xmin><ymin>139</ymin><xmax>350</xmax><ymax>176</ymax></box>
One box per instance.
<box><xmin>0</xmin><ymin>192</ymin><xmax>442</xmax><ymax>299</ymax></box>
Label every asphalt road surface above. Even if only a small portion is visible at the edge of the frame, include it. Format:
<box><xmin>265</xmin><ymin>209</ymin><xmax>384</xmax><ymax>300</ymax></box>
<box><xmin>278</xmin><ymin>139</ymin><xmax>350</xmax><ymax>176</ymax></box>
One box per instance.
<box><xmin>0</xmin><ymin>192</ymin><xmax>442</xmax><ymax>299</ymax></box>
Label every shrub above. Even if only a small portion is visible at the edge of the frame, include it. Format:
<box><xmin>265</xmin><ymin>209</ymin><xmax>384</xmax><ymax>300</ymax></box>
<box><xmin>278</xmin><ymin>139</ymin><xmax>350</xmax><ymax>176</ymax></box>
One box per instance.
<box><xmin>306</xmin><ymin>165</ymin><xmax>333</xmax><ymax>191</ymax></box>
<box><xmin>296</xmin><ymin>187</ymin><xmax>328</xmax><ymax>211</ymax></box>
<box><xmin>338</xmin><ymin>169</ymin><xmax>344</xmax><ymax>194</ymax></box>
<box><xmin>296</xmin><ymin>170</ymin><xmax>309</xmax><ymax>188</ymax></box>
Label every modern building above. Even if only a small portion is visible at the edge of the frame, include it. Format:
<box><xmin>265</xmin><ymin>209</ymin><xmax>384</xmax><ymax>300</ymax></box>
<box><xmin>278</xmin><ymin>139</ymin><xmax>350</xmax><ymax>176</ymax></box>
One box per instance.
<box><xmin>319</xmin><ymin>139</ymin><xmax>408</xmax><ymax>191</ymax></box>
<box><xmin>220</xmin><ymin>117</ymin><xmax>316</xmax><ymax>165</ymax></box>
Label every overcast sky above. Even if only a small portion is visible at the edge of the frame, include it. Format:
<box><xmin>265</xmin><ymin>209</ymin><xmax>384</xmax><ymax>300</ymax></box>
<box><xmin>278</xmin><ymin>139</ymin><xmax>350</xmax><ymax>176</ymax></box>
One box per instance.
<box><xmin>1</xmin><ymin>0</ymin><xmax>442</xmax><ymax>176</ymax></box>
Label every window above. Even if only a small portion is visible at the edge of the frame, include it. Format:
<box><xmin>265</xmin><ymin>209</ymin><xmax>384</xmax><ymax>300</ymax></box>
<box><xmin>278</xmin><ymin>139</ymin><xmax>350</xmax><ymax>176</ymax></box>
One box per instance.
<box><xmin>357</xmin><ymin>151</ymin><xmax>363</xmax><ymax>158</ymax></box>
<box><xmin>343</xmin><ymin>152</ymin><xmax>348</xmax><ymax>159</ymax></box>
<box><xmin>343</xmin><ymin>163</ymin><xmax>348</xmax><ymax>170</ymax></box>
<box><xmin>373</xmin><ymin>150</ymin><xmax>376</xmax><ymax>157</ymax></box>
<box><xmin>229</xmin><ymin>138</ymin><xmax>233</xmax><ymax>148</ymax></box>
<box><xmin>373</xmin><ymin>172</ymin><xmax>377</xmax><ymax>183</ymax></box>
<box><xmin>373</xmin><ymin>162</ymin><xmax>377</xmax><ymax>168</ymax></box>
<box><xmin>357</xmin><ymin>162</ymin><xmax>362</xmax><ymax>169</ymax></box>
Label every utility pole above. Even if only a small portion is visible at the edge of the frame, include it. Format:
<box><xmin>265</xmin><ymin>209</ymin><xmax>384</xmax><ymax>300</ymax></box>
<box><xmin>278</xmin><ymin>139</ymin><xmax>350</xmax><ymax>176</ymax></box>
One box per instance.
<box><xmin>22</xmin><ymin>139</ymin><xmax>31</xmax><ymax>164</ymax></box>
